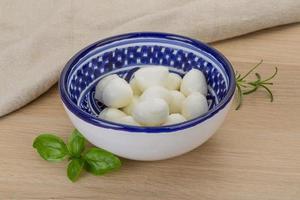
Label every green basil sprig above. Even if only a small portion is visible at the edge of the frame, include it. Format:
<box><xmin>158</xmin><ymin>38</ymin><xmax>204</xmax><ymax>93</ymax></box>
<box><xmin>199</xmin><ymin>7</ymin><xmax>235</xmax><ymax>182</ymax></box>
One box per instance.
<box><xmin>33</xmin><ymin>129</ymin><xmax>121</xmax><ymax>182</ymax></box>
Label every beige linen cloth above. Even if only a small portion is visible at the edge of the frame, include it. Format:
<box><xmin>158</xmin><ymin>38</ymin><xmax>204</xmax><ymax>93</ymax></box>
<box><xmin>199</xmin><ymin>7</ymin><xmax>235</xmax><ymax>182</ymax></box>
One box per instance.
<box><xmin>1</xmin><ymin>0</ymin><xmax>300</xmax><ymax>117</ymax></box>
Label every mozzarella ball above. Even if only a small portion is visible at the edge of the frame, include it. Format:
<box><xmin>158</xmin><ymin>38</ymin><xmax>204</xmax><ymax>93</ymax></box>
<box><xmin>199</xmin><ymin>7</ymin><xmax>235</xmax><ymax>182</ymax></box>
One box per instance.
<box><xmin>98</xmin><ymin>108</ymin><xmax>127</xmax><ymax>122</ymax></box>
<box><xmin>95</xmin><ymin>74</ymin><xmax>119</xmax><ymax>102</ymax></box>
<box><xmin>132</xmin><ymin>98</ymin><xmax>169</xmax><ymax>126</ymax></box>
<box><xmin>129</xmin><ymin>78</ymin><xmax>142</xmax><ymax>96</ymax></box>
<box><xmin>180</xmin><ymin>69</ymin><xmax>207</xmax><ymax>96</ymax></box>
<box><xmin>101</xmin><ymin>77</ymin><xmax>133</xmax><ymax>108</ymax></box>
<box><xmin>140</xmin><ymin>86</ymin><xmax>171</xmax><ymax>105</ymax></box>
<box><xmin>166</xmin><ymin>73</ymin><xmax>182</xmax><ymax>90</ymax></box>
<box><xmin>134</xmin><ymin>66</ymin><xmax>169</xmax><ymax>91</ymax></box>
<box><xmin>122</xmin><ymin>96</ymin><xmax>139</xmax><ymax>115</ymax></box>
<box><xmin>119</xmin><ymin>116</ymin><xmax>140</xmax><ymax>126</ymax></box>
<box><xmin>181</xmin><ymin>92</ymin><xmax>208</xmax><ymax>120</ymax></box>
<box><xmin>169</xmin><ymin>90</ymin><xmax>185</xmax><ymax>114</ymax></box>
<box><xmin>163</xmin><ymin>114</ymin><xmax>186</xmax><ymax>125</ymax></box>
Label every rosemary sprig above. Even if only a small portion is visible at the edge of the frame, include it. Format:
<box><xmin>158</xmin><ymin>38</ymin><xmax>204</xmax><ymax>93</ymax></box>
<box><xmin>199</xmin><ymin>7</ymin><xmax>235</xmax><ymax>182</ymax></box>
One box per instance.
<box><xmin>235</xmin><ymin>60</ymin><xmax>278</xmax><ymax>110</ymax></box>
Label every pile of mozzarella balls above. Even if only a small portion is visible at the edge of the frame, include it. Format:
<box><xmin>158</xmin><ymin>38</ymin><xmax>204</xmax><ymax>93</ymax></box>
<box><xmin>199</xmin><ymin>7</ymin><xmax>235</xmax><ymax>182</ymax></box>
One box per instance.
<box><xmin>95</xmin><ymin>66</ymin><xmax>208</xmax><ymax>126</ymax></box>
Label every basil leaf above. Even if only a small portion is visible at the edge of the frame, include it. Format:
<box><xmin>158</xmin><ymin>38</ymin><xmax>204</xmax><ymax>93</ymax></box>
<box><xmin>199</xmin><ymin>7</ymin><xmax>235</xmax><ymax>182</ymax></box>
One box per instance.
<box><xmin>67</xmin><ymin>129</ymin><xmax>85</xmax><ymax>158</ymax></box>
<box><xmin>83</xmin><ymin>148</ymin><xmax>121</xmax><ymax>175</ymax></box>
<box><xmin>33</xmin><ymin>134</ymin><xmax>68</xmax><ymax>162</ymax></box>
<box><xmin>67</xmin><ymin>158</ymin><xmax>85</xmax><ymax>182</ymax></box>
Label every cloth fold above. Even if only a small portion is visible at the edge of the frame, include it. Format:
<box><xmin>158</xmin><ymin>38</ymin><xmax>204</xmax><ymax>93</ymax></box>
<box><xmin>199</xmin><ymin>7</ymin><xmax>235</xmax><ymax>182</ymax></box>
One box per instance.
<box><xmin>1</xmin><ymin>0</ymin><xmax>300</xmax><ymax>117</ymax></box>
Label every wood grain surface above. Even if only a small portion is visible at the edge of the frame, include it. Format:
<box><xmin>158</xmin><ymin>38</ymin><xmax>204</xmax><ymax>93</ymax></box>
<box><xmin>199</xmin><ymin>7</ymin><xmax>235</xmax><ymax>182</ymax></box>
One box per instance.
<box><xmin>0</xmin><ymin>24</ymin><xmax>300</xmax><ymax>200</ymax></box>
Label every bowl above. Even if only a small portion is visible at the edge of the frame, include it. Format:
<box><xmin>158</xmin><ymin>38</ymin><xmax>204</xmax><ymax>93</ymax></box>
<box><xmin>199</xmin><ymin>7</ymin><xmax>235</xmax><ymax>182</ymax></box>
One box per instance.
<box><xmin>59</xmin><ymin>32</ymin><xmax>236</xmax><ymax>161</ymax></box>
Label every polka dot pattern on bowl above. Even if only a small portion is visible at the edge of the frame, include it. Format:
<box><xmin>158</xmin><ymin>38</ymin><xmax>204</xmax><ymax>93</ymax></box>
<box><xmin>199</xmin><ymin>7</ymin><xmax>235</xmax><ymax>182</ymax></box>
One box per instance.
<box><xmin>66</xmin><ymin>38</ymin><xmax>229</xmax><ymax>116</ymax></box>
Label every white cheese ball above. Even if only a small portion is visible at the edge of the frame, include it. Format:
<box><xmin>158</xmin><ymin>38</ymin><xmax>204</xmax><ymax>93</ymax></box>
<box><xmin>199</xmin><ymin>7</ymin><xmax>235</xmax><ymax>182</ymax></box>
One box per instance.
<box><xmin>94</xmin><ymin>74</ymin><xmax>119</xmax><ymax>102</ymax></box>
<box><xmin>129</xmin><ymin>78</ymin><xmax>142</xmax><ymax>96</ymax></box>
<box><xmin>140</xmin><ymin>86</ymin><xmax>171</xmax><ymax>105</ymax></box>
<box><xmin>132</xmin><ymin>98</ymin><xmax>169</xmax><ymax>126</ymax></box>
<box><xmin>163</xmin><ymin>114</ymin><xmax>186</xmax><ymax>125</ymax></box>
<box><xmin>119</xmin><ymin>116</ymin><xmax>140</xmax><ymax>126</ymax></box>
<box><xmin>169</xmin><ymin>90</ymin><xmax>185</xmax><ymax>114</ymax></box>
<box><xmin>181</xmin><ymin>92</ymin><xmax>208</xmax><ymax>120</ymax></box>
<box><xmin>180</xmin><ymin>69</ymin><xmax>207</xmax><ymax>96</ymax></box>
<box><xmin>122</xmin><ymin>96</ymin><xmax>139</xmax><ymax>115</ymax></box>
<box><xmin>166</xmin><ymin>73</ymin><xmax>182</xmax><ymax>90</ymax></box>
<box><xmin>101</xmin><ymin>77</ymin><xmax>133</xmax><ymax>108</ymax></box>
<box><xmin>98</xmin><ymin>108</ymin><xmax>127</xmax><ymax>122</ymax></box>
<box><xmin>134</xmin><ymin>66</ymin><xmax>169</xmax><ymax>91</ymax></box>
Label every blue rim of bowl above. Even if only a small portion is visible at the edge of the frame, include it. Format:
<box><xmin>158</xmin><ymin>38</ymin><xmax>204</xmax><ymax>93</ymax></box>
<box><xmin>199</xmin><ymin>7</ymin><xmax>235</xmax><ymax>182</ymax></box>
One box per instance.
<box><xmin>59</xmin><ymin>32</ymin><xmax>236</xmax><ymax>133</ymax></box>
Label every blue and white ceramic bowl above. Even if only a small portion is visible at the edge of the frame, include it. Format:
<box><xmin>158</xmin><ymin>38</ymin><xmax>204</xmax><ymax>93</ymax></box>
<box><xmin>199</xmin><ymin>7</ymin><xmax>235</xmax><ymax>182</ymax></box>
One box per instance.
<box><xmin>59</xmin><ymin>32</ymin><xmax>236</xmax><ymax>161</ymax></box>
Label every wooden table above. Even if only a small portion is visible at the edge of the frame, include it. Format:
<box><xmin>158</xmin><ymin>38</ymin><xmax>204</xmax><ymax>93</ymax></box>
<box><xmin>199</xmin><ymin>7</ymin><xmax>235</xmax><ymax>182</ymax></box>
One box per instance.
<box><xmin>1</xmin><ymin>24</ymin><xmax>300</xmax><ymax>200</ymax></box>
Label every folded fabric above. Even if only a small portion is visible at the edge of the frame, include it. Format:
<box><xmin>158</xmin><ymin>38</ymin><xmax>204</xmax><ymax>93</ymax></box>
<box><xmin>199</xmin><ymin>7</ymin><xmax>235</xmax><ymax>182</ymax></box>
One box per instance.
<box><xmin>1</xmin><ymin>0</ymin><xmax>300</xmax><ymax>117</ymax></box>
